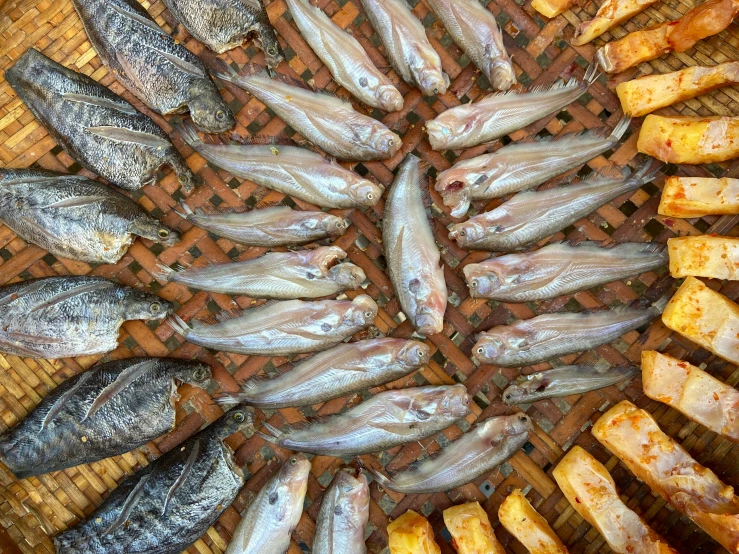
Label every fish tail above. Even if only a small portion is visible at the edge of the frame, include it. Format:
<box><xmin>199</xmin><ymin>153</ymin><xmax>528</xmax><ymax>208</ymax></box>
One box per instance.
<box><xmin>152</xmin><ymin>263</ymin><xmax>175</xmax><ymax>283</ymax></box>
<box><xmin>608</xmin><ymin>116</ymin><xmax>632</xmax><ymax>143</ymax></box>
<box><xmin>175</xmin><ymin>121</ymin><xmax>203</xmax><ymax>149</ymax></box>
<box><xmin>368</xmin><ymin>466</ymin><xmax>393</xmax><ymax>490</ymax></box>
<box><xmin>258</xmin><ymin>421</ymin><xmax>283</xmax><ymax>444</ymax></box>
<box><xmin>630</xmin><ymin>157</ymin><xmax>664</xmax><ymax>187</ymax></box>
<box><xmin>650</xmin><ymin>293</ymin><xmax>672</xmax><ymax>315</ymax></box>
<box><xmin>174</xmin><ymin>201</ymin><xmax>194</xmax><ymax>220</ymax></box>
<box><xmin>583</xmin><ymin>62</ymin><xmax>600</xmax><ymax>86</ymax></box>
<box><xmin>166</xmin><ymin>313</ymin><xmax>190</xmax><ymax>336</ymax></box>
<box><xmin>212</xmin><ymin>391</ymin><xmax>243</xmax><ymax>408</ymax></box>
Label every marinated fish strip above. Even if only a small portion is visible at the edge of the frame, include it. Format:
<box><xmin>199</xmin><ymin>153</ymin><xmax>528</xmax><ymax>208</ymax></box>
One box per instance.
<box><xmin>168</xmin><ymin>295</ymin><xmax>378</xmax><ymax>355</ymax></box>
<box><xmin>221</xmin><ymin>338</ymin><xmax>429</xmax><ymax>408</ymax></box>
<box><xmin>463</xmin><ymin>241</ymin><xmax>667</xmax><ymax>302</ymax></box>
<box><xmin>668</xmin><ymin>236</ymin><xmax>739</xmax><ymax>280</ymax></box>
<box><xmin>0</xmin><ymin>276</ymin><xmax>171</xmax><ymax>358</ymax></box>
<box><xmin>426</xmin><ymin>0</ymin><xmax>515</xmax><ymax>90</ymax></box>
<box><xmin>427</xmin><ymin>64</ymin><xmax>598</xmax><ymax>151</ymax></box>
<box><xmin>502</xmin><ymin>364</ymin><xmax>638</xmax><ymax>405</ymax></box>
<box><xmin>573</xmin><ymin>0</ymin><xmax>661</xmax><ymax>45</ymax></box>
<box><xmin>473</xmin><ymin>297</ymin><xmax>668</xmax><ymax>366</ymax></box>
<box><xmin>659</xmin><ymin>176</ymin><xmax>739</xmax><ymax>217</ymax></box>
<box><xmin>259</xmin><ymin>385</ymin><xmax>471</xmax><ymax>456</ymax></box>
<box><xmin>285</xmin><ymin>0</ymin><xmax>402</xmax><ymax>111</ymax></box>
<box><xmin>214</xmin><ymin>64</ymin><xmax>401</xmax><ymax>160</ymax></box>
<box><xmin>593</xmin><ymin>401</ymin><xmax>739</xmax><ymax>553</ymax></box>
<box><xmin>371</xmin><ymin>413</ymin><xmax>532</xmax><ymax>493</ymax></box>
<box><xmin>160</xmin><ymin>0</ymin><xmax>283</xmax><ymax>63</ymax></box>
<box><xmin>70</xmin><ymin>0</ymin><xmax>234</xmax><ymax>133</ymax></box>
<box><xmin>5</xmin><ymin>49</ymin><xmax>194</xmax><ymax>191</ymax></box>
<box><xmin>0</xmin><ymin>358</ymin><xmax>211</xmax><ymax>479</ymax></box>
<box><xmin>360</xmin><ymin>0</ymin><xmax>449</xmax><ymax>96</ymax></box>
<box><xmin>178</xmin><ymin>123</ymin><xmax>383</xmax><ymax>208</ymax></box>
<box><xmin>155</xmin><ymin>246</ymin><xmax>365</xmax><ymax>298</ymax></box>
<box><xmin>54</xmin><ymin>408</ymin><xmax>256</xmax><ymax>554</ymax></box>
<box><xmin>178</xmin><ymin>203</ymin><xmax>347</xmax><ymax>247</ymax></box>
<box><xmin>498</xmin><ymin>490</ymin><xmax>569</xmax><ymax>554</ymax></box>
<box><xmin>313</xmin><ymin>469</ymin><xmax>369</xmax><ymax>554</ymax></box>
<box><xmin>383</xmin><ymin>154</ymin><xmax>447</xmax><ymax>335</ymax></box>
<box><xmin>449</xmin><ymin>162</ymin><xmax>657</xmax><ymax>251</ymax></box>
<box><xmin>436</xmin><ymin>117</ymin><xmax>631</xmax><ymax>217</ymax></box>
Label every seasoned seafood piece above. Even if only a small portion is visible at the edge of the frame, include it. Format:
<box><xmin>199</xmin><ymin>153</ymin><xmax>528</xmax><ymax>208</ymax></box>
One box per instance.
<box><xmin>573</xmin><ymin>0</ymin><xmax>661</xmax><ymax>45</ymax></box>
<box><xmin>445</xmin><ymin>502</ymin><xmax>506</xmax><ymax>554</ymax></box>
<box><xmin>313</xmin><ymin>469</ymin><xmax>369</xmax><ymax>554</ymax></box>
<box><xmin>498</xmin><ymin>490</ymin><xmax>569</xmax><ymax>554</ymax></box>
<box><xmin>658</xmin><ymin>176</ymin><xmax>739</xmax><ymax>217</ymax></box>
<box><xmin>638</xmin><ymin>115</ymin><xmax>739</xmax><ymax>164</ymax></box>
<box><xmin>668</xmin><ymin>236</ymin><xmax>739</xmax><ymax>280</ymax></box>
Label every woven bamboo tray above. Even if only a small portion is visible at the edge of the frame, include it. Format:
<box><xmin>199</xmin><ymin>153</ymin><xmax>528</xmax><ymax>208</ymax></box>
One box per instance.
<box><xmin>1</xmin><ymin>0</ymin><xmax>739</xmax><ymax>552</ymax></box>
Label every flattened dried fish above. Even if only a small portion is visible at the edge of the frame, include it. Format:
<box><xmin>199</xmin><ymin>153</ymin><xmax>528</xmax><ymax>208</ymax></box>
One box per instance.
<box><xmin>221</xmin><ymin>338</ymin><xmax>429</xmax><ymax>408</ymax></box>
<box><xmin>285</xmin><ymin>0</ymin><xmax>403</xmax><ymax>111</ymax></box>
<box><xmin>70</xmin><ymin>0</ymin><xmax>235</xmax><ymax>132</ymax></box>
<box><xmin>54</xmin><ymin>407</ymin><xmax>256</xmax><ymax>554</ymax></box>
<box><xmin>5</xmin><ymin>49</ymin><xmax>194</xmax><ymax>191</ymax></box>
<box><xmin>371</xmin><ymin>413</ymin><xmax>532</xmax><ymax>493</ymax></box>
<box><xmin>0</xmin><ymin>169</ymin><xmax>180</xmax><ymax>264</ymax></box>
<box><xmin>502</xmin><ymin>364</ymin><xmax>638</xmax><ymax>405</ymax></box>
<box><xmin>313</xmin><ymin>469</ymin><xmax>369</xmax><ymax>554</ymax></box>
<box><xmin>155</xmin><ymin>246</ymin><xmax>365</xmax><ymax>298</ymax></box>
<box><xmin>168</xmin><ymin>295</ymin><xmax>378</xmax><ymax>355</ymax></box>
<box><xmin>384</xmin><ymin>154</ymin><xmax>447</xmax><ymax>335</ymax></box>
<box><xmin>178</xmin><ymin>123</ymin><xmax>383</xmax><ymax>208</ymax></box>
<box><xmin>0</xmin><ymin>358</ymin><xmax>211</xmax><ymax>479</ymax></box>
<box><xmin>161</xmin><ymin>0</ymin><xmax>284</xmax><ymax>64</ymax></box>
<box><xmin>225</xmin><ymin>454</ymin><xmax>311</xmax><ymax>554</ymax></box>
<box><xmin>260</xmin><ymin>384</ymin><xmax>471</xmax><ymax>456</ymax></box>
<box><xmin>436</xmin><ymin>117</ymin><xmax>631</xmax><ymax>217</ymax></box>
<box><xmin>178</xmin><ymin>203</ymin><xmax>347</xmax><ymax>247</ymax></box>
<box><xmin>360</xmin><ymin>0</ymin><xmax>449</xmax><ymax>95</ymax></box>
<box><xmin>426</xmin><ymin>0</ymin><xmax>515</xmax><ymax>90</ymax></box>
<box><xmin>473</xmin><ymin>297</ymin><xmax>669</xmax><ymax>367</ymax></box>
<box><xmin>449</xmin><ymin>162</ymin><xmax>659</xmax><ymax>251</ymax></box>
<box><xmin>0</xmin><ymin>276</ymin><xmax>171</xmax><ymax>358</ymax></box>
<box><xmin>214</xmin><ymin>65</ymin><xmax>402</xmax><ymax>160</ymax></box>
<box><xmin>463</xmin><ymin>241</ymin><xmax>668</xmax><ymax>302</ymax></box>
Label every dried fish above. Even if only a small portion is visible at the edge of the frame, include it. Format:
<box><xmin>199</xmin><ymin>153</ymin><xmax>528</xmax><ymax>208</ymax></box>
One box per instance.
<box><xmin>285</xmin><ymin>0</ymin><xmax>403</xmax><ymax>111</ymax></box>
<box><xmin>463</xmin><ymin>241</ymin><xmax>668</xmax><ymax>302</ymax></box>
<box><xmin>449</xmin><ymin>162</ymin><xmax>659</xmax><ymax>251</ymax></box>
<box><xmin>383</xmin><ymin>154</ymin><xmax>447</xmax><ymax>335</ymax></box>
<box><xmin>70</xmin><ymin>0</ymin><xmax>234</xmax><ymax>132</ymax></box>
<box><xmin>178</xmin><ymin>123</ymin><xmax>383</xmax><ymax>208</ymax></box>
<box><xmin>0</xmin><ymin>169</ymin><xmax>179</xmax><ymax>264</ymax></box>
<box><xmin>427</xmin><ymin>64</ymin><xmax>598</xmax><ymax>150</ymax></box>
<box><xmin>214</xmin><ymin>64</ymin><xmax>402</xmax><ymax>160</ymax></box>
<box><xmin>360</xmin><ymin>0</ymin><xmax>448</xmax><ymax>95</ymax></box>
<box><xmin>502</xmin><ymin>364</ymin><xmax>638</xmax><ymax>405</ymax></box>
<box><xmin>313</xmin><ymin>469</ymin><xmax>369</xmax><ymax>554</ymax></box>
<box><xmin>5</xmin><ymin>49</ymin><xmax>194</xmax><ymax>191</ymax></box>
<box><xmin>259</xmin><ymin>384</ymin><xmax>471</xmax><ymax>456</ymax></box>
<box><xmin>436</xmin><ymin>117</ymin><xmax>631</xmax><ymax>217</ymax></box>
<box><xmin>371</xmin><ymin>414</ymin><xmax>532</xmax><ymax>493</ymax></box>
<box><xmin>53</xmin><ymin>407</ymin><xmax>256</xmax><ymax>554</ymax></box>
<box><xmin>155</xmin><ymin>246</ymin><xmax>365</xmax><ymax>299</ymax></box>
<box><xmin>225</xmin><ymin>454</ymin><xmax>311</xmax><ymax>554</ymax></box>
<box><xmin>168</xmin><ymin>295</ymin><xmax>378</xmax><ymax>355</ymax></box>
<box><xmin>220</xmin><ymin>338</ymin><xmax>429</xmax><ymax>408</ymax></box>
<box><xmin>473</xmin><ymin>297</ymin><xmax>669</xmax><ymax>367</ymax></box>
<box><xmin>426</xmin><ymin>0</ymin><xmax>515</xmax><ymax>90</ymax></box>
<box><xmin>0</xmin><ymin>276</ymin><xmax>171</xmax><ymax>358</ymax></box>
<box><xmin>178</xmin><ymin>203</ymin><xmax>347</xmax><ymax>247</ymax></box>
<box><xmin>160</xmin><ymin>0</ymin><xmax>284</xmax><ymax>64</ymax></box>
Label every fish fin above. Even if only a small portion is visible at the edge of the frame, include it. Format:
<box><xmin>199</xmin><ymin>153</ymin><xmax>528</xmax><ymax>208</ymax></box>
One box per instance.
<box><xmin>61</xmin><ymin>92</ymin><xmax>138</xmax><ymax>115</ymax></box>
<box><xmin>368</xmin><ymin>466</ymin><xmax>393</xmax><ymax>490</ymax></box>
<box><xmin>0</xmin><ymin>330</ymin><xmax>64</xmax><ymax>344</ymax></box>
<box><xmin>175</xmin><ymin>121</ymin><xmax>203</xmax><ymax>149</ymax></box>
<box><xmin>18</xmin><ymin>215</ymin><xmax>62</xmax><ymax>244</ymax></box>
<box><xmin>629</xmin><ymin>157</ymin><xmax>663</xmax><ymax>186</ymax></box>
<box><xmin>259</xmin><ymin>421</ymin><xmax>284</xmax><ymax>442</ymax></box>
<box><xmin>40</xmin><ymin>371</ymin><xmax>95</xmax><ymax>430</ymax></box>
<box><xmin>152</xmin><ymin>47</ymin><xmax>206</xmax><ymax>78</ymax></box>
<box><xmin>212</xmin><ymin>392</ymin><xmax>243</xmax><ymax>407</ymax></box>
<box><xmin>609</xmin><ymin>116</ymin><xmax>632</xmax><ymax>142</ymax></box>
<box><xmin>86</xmin><ymin>126</ymin><xmax>172</xmax><ymax>150</ymax></box>
<box><xmin>103</xmin><ymin>473</ymin><xmax>151</xmax><ymax>536</ymax></box>
<box><xmin>166</xmin><ymin>314</ymin><xmax>191</xmax><ymax>336</ymax></box>
<box><xmin>109</xmin><ymin>1</ymin><xmax>163</xmax><ymax>34</ymax></box>
<box><xmin>83</xmin><ymin>359</ymin><xmax>158</xmax><ymax>421</ymax></box>
<box><xmin>649</xmin><ymin>293</ymin><xmax>672</xmax><ymax>315</ymax></box>
<box><xmin>37</xmin><ymin>195</ymin><xmax>110</xmax><ymax>210</ymax></box>
<box><xmin>174</xmin><ymin>201</ymin><xmax>195</xmax><ymax>220</ymax></box>
<box><xmin>152</xmin><ymin>263</ymin><xmax>175</xmax><ymax>283</ymax></box>
<box><xmin>29</xmin><ymin>281</ymin><xmax>115</xmax><ymax>313</ymax></box>
<box><xmin>162</xmin><ymin>439</ymin><xmax>200</xmax><ymax>515</ymax></box>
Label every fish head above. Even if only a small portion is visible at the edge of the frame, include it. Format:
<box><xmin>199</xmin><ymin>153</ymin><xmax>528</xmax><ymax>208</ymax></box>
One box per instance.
<box><xmin>131</xmin><ymin>217</ymin><xmax>181</xmax><ymax>246</ymax></box>
<box><xmin>448</xmin><ymin>220</ymin><xmax>484</xmax><ymax>248</ymax></box>
<box><xmin>439</xmin><ymin>383</ymin><xmax>472</xmax><ymax>418</ymax></box>
<box><xmin>187</xmin><ymin>85</ymin><xmax>236</xmax><ymax>133</ymax></box>
<box><xmin>504</xmin><ymin>413</ymin><xmax>534</xmax><ymax>435</ymax></box>
<box><xmin>398</xmin><ymin>340</ymin><xmax>430</xmax><ymax>368</ymax></box>
<box><xmin>120</xmin><ymin>289</ymin><xmax>173</xmax><ymax>321</ymax></box>
<box><xmin>425</xmin><ymin>119</ymin><xmax>455</xmax><ymax>150</ymax></box>
<box><xmin>349</xmin><ymin>179</ymin><xmax>384</xmax><ymax>207</ymax></box>
<box><xmin>479</xmin><ymin>413</ymin><xmax>532</xmax><ymax>443</ymax></box>
<box><xmin>370</xmin><ymin>127</ymin><xmax>402</xmax><ymax>158</ymax></box>
<box><xmin>416</xmin><ymin>66</ymin><xmax>450</xmax><ymax>97</ymax></box>
<box><xmin>377</xmin><ymin>85</ymin><xmax>404</xmax><ymax>112</ymax></box>
<box><xmin>415</xmin><ymin>307</ymin><xmax>445</xmax><ymax>336</ymax></box>
<box><xmin>219</xmin><ymin>406</ymin><xmax>257</xmax><ymax>437</ymax></box>
<box><xmin>435</xmin><ymin>168</ymin><xmax>472</xmax><ymax>218</ymax></box>
<box><xmin>255</xmin><ymin>31</ymin><xmax>285</xmax><ymax>69</ymax></box>
<box><xmin>472</xmin><ymin>332</ymin><xmax>506</xmax><ymax>363</ymax></box>
<box><xmin>463</xmin><ymin>264</ymin><xmax>501</xmax><ymax>298</ymax></box>
<box><xmin>489</xmin><ymin>60</ymin><xmax>516</xmax><ymax>91</ymax></box>
<box><xmin>347</xmin><ymin>294</ymin><xmax>378</xmax><ymax>326</ymax></box>
<box><xmin>331</xmin><ymin>469</ymin><xmax>370</xmax><ymax>521</ymax></box>
<box><xmin>329</xmin><ymin>263</ymin><xmax>366</xmax><ymax>289</ymax></box>
<box><xmin>175</xmin><ymin>361</ymin><xmax>213</xmax><ymax>388</ymax></box>
<box><xmin>502</xmin><ymin>384</ymin><xmax>528</xmax><ymax>405</ymax></box>
<box><xmin>278</xmin><ymin>453</ymin><xmax>312</xmax><ymax>492</ymax></box>
<box><xmin>320</xmin><ymin>215</ymin><xmax>349</xmax><ymax>236</ymax></box>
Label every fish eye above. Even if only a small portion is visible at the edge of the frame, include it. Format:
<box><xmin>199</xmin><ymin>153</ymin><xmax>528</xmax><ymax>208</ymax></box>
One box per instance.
<box><xmin>336</xmin><ymin>221</ymin><xmax>346</xmax><ymax>228</ymax></box>
<box><xmin>150</xmin><ymin>302</ymin><xmax>162</xmax><ymax>314</ymax></box>
<box><xmin>367</xmin><ymin>193</ymin><xmax>373</xmax><ymax>200</ymax></box>
<box><xmin>233</xmin><ymin>411</ymin><xmax>245</xmax><ymax>423</ymax></box>
<box><xmin>433</xmin><ymin>88</ymin><xmax>439</xmax><ymax>94</ymax></box>
<box><xmin>471</xmin><ymin>280</ymin><xmax>477</xmax><ymax>288</ymax></box>
<box><xmin>388</xmin><ymin>140</ymin><xmax>394</xmax><ymax>146</ymax></box>
<box><xmin>290</xmin><ymin>457</ymin><xmax>297</xmax><ymax>465</ymax></box>
<box><xmin>268</xmin><ymin>47</ymin><xmax>276</xmax><ymax>55</ymax></box>
<box><xmin>460</xmin><ymin>230</ymin><xmax>466</xmax><ymax>237</ymax></box>
<box><xmin>158</xmin><ymin>228</ymin><xmax>169</xmax><ymax>239</ymax></box>
<box><xmin>417</xmin><ymin>349</ymin><xmax>426</xmax><ymax>358</ymax></box>
<box><xmin>477</xmin><ymin>347</ymin><xmax>484</xmax><ymax>355</ymax></box>
<box><xmin>364</xmin><ymin>311</ymin><xmax>373</xmax><ymax>318</ymax></box>
<box><xmin>177</xmin><ymin>174</ymin><xmax>189</xmax><ymax>184</ymax></box>
<box><xmin>193</xmin><ymin>368</ymin><xmax>207</xmax><ymax>382</ymax></box>
<box><xmin>215</xmin><ymin>110</ymin><xmax>226</xmax><ymax>121</ymax></box>
<box><xmin>504</xmin><ymin>393</ymin><xmax>511</xmax><ymax>400</ymax></box>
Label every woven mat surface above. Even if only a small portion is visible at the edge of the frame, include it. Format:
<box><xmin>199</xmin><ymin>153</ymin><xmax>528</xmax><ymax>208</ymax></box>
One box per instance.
<box><xmin>1</xmin><ymin>0</ymin><xmax>739</xmax><ymax>552</ymax></box>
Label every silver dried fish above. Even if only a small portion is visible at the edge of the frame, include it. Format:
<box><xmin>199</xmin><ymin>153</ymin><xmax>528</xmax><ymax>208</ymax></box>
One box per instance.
<box><xmin>313</xmin><ymin>469</ymin><xmax>369</xmax><ymax>554</ymax></box>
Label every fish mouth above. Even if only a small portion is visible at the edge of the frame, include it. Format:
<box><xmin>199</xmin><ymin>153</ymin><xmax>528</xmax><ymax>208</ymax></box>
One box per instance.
<box><xmin>416</xmin><ymin>312</ymin><xmax>443</xmax><ymax>336</ymax></box>
<box><xmin>425</xmin><ymin>121</ymin><xmax>452</xmax><ymax>150</ymax></box>
<box><xmin>378</xmin><ymin>86</ymin><xmax>403</xmax><ymax>112</ymax></box>
<box><xmin>490</xmin><ymin>62</ymin><xmax>516</xmax><ymax>91</ymax></box>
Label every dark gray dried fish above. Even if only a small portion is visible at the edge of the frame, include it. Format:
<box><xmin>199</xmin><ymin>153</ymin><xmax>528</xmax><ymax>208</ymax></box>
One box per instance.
<box><xmin>225</xmin><ymin>454</ymin><xmax>311</xmax><ymax>554</ymax></box>
<box><xmin>53</xmin><ymin>407</ymin><xmax>256</xmax><ymax>554</ymax></box>
<box><xmin>371</xmin><ymin>413</ymin><xmax>532</xmax><ymax>493</ymax></box>
<box><xmin>70</xmin><ymin>0</ymin><xmax>235</xmax><ymax>133</ymax></box>
<box><xmin>5</xmin><ymin>49</ymin><xmax>194</xmax><ymax>191</ymax></box>
<box><xmin>161</xmin><ymin>0</ymin><xmax>284</xmax><ymax>64</ymax></box>
<box><xmin>0</xmin><ymin>358</ymin><xmax>212</xmax><ymax>478</ymax></box>
<box><xmin>0</xmin><ymin>276</ymin><xmax>172</xmax><ymax>358</ymax></box>
<box><xmin>502</xmin><ymin>364</ymin><xmax>638</xmax><ymax>405</ymax></box>
<box><xmin>313</xmin><ymin>469</ymin><xmax>369</xmax><ymax>554</ymax></box>
<box><xmin>0</xmin><ymin>168</ymin><xmax>180</xmax><ymax>264</ymax></box>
